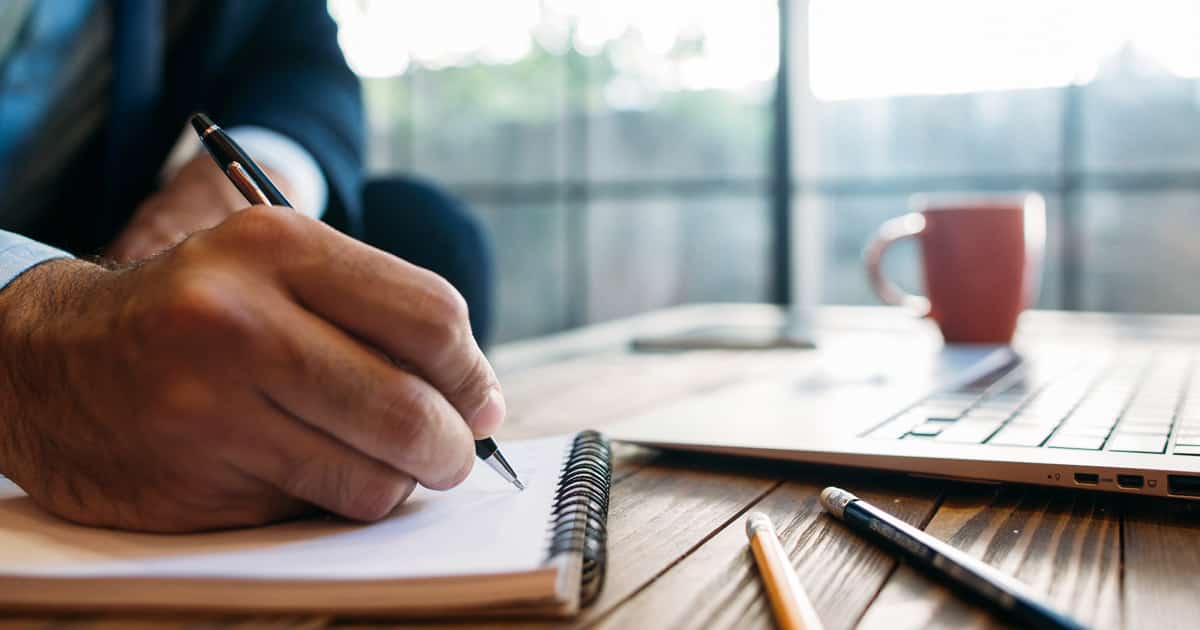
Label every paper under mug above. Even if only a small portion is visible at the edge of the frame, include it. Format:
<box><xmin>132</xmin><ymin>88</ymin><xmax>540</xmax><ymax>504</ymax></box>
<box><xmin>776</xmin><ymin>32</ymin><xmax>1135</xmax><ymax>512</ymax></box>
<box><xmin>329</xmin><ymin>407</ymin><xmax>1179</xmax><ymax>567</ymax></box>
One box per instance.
<box><xmin>863</xmin><ymin>193</ymin><xmax>1046</xmax><ymax>344</ymax></box>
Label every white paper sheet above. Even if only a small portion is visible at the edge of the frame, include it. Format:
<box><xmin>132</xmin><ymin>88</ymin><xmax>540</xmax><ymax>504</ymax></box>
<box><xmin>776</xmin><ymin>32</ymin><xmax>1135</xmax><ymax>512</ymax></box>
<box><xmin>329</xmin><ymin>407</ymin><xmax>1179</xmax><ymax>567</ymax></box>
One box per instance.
<box><xmin>0</xmin><ymin>434</ymin><xmax>571</xmax><ymax>580</ymax></box>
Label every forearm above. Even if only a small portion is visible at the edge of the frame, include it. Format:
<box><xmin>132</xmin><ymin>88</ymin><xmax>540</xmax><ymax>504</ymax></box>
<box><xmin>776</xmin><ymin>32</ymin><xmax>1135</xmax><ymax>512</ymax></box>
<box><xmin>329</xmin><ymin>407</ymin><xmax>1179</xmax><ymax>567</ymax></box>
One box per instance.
<box><xmin>0</xmin><ymin>232</ymin><xmax>75</xmax><ymax>453</ymax></box>
<box><xmin>0</xmin><ymin>258</ymin><xmax>100</xmax><ymax>481</ymax></box>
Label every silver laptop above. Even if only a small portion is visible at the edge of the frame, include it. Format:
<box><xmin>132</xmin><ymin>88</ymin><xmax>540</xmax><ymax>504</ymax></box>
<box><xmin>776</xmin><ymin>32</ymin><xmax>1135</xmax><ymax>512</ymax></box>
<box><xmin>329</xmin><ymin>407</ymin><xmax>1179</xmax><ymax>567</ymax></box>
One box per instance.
<box><xmin>607</xmin><ymin>336</ymin><xmax>1200</xmax><ymax>500</ymax></box>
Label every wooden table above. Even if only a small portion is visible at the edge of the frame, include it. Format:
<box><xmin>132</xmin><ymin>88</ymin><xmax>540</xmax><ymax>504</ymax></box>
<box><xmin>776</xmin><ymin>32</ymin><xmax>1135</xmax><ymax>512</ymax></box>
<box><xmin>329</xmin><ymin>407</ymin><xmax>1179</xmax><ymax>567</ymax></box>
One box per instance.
<box><xmin>9</xmin><ymin>305</ymin><xmax>1200</xmax><ymax>629</ymax></box>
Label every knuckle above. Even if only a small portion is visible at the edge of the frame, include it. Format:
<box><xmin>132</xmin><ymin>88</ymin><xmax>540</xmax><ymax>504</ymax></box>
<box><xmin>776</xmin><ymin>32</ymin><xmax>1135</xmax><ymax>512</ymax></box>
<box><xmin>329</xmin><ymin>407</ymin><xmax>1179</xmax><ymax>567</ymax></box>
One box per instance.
<box><xmin>448</xmin><ymin>351</ymin><xmax>496</xmax><ymax>405</ymax></box>
<box><xmin>419</xmin><ymin>276</ymin><xmax>471</xmax><ymax>346</ymax></box>
<box><xmin>344</xmin><ymin>472</ymin><xmax>416</xmax><ymax>521</ymax></box>
<box><xmin>160</xmin><ymin>278</ymin><xmax>230</xmax><ymax>324</ymax></box>
<box><xmin>279</xmin><ymin>457</ymin><xmax>343</xmax><ymax>510</ymax></box>
<box><xmin>152</xmin><ymin>278</ymin><xmax>256</xmax><ymax>345</ymax></box>
<box><xmin>378</xmin><ymin>377</ymin><xmax>473</xmax><ymax>489</ymax></box>
<box><xmin>381</xmin><ymin>381</ymin><xmax>441</xmax><ymax>450</ymax></box>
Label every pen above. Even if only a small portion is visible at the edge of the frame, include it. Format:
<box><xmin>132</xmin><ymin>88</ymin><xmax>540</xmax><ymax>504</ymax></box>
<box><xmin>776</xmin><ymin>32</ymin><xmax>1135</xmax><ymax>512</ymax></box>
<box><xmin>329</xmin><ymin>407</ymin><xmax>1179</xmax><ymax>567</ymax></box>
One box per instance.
<box><xmin>190</xmin><ymin>113</ymin><xmax>291</xmax><ymax>207</ymax></box>
<box><xmin>745</xmin><ymin>512</ymin><xmax>825</xmax><ymax>630</ymax></box>
<box><xmin>819</xmin><ymin>487</ymin><xmax>1085</xmax><ymax>630</ymax></box>
<box><xmin>189</xmin><ymin>112</ymin><xmax>525</xmax><ymax>492</ymax></box>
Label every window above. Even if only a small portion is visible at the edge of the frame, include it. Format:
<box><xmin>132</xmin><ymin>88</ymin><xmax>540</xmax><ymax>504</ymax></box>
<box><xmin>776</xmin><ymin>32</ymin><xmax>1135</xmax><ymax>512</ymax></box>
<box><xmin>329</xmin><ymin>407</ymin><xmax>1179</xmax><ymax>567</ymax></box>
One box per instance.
<box><xmin>800</xmin><ymin>0</ymin><xmax>1200</xmax><ymax>312</ymax></box>
<box><xmin>330</xmin><ymin>1</ymin><xmax>1200</xmax><ymax>342</ymax></box>
<box><xmin>329</xmin><ymin>0</ymin><xmax>777</xmax><ymax>342</ymax></box>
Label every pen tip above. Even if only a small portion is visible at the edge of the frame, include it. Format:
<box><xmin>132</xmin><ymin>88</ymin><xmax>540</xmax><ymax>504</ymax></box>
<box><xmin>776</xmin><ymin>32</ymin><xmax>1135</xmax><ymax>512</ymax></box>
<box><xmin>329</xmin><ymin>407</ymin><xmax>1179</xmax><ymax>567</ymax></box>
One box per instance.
<box><xmin>190</xmin><ymin>112</ymin><xmax>215</xmax><ymax>136</ymax></box>
<box><xmin>514</xmin><ymin>478</ymin><xmax>526</xmax><ymax>491</ymax></box>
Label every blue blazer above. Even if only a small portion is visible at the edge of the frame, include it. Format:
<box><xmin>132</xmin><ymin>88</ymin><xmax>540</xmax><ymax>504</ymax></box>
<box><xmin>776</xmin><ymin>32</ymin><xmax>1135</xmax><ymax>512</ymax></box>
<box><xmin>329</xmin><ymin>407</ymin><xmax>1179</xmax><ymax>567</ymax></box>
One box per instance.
<box><xmin>25</xmin><ymin>0</ymin><xmax>365</xmax><ymax>254</ymax></box>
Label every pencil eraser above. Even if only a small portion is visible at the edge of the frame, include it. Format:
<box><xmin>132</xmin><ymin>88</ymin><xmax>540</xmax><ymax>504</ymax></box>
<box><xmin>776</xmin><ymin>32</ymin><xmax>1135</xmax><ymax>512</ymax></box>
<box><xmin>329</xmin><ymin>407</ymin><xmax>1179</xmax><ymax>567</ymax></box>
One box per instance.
<box><xmin>745</xmin><ymin>511</ymin><xmax>774</xmax><ymax>538</ymax></box>
<box><xmin>819</xmin><ymin>487</ymin><xmax>856</xmax><ymax>519</ymax></box>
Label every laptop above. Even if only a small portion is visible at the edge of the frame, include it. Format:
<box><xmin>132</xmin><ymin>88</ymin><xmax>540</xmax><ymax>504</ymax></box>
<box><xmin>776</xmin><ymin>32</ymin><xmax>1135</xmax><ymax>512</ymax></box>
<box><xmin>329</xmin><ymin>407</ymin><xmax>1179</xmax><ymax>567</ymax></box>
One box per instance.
<box><xmin>607</xmin><ymin>333</ymin><xmax>1200</xmax><ymax>499</ymax></box>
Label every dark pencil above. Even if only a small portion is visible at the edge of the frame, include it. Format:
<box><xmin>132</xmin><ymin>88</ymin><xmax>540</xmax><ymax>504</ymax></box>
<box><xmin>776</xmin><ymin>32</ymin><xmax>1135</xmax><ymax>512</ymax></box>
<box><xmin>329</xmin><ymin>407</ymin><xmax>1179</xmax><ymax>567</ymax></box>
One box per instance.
<box><xmin>820</xmin><ymin>487</ymin><xmax>1085</xmax><ymax>630</ymax></box>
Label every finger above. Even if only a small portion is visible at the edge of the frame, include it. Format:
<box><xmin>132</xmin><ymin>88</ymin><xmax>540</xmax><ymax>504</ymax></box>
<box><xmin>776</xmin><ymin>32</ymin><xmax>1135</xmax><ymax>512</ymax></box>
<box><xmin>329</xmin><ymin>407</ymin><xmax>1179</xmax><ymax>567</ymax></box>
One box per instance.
<box><xmin>257</xmin><ymin>295</ymin><xmax>476</xmax><ymax>490</ymax></box>
<box><xmin>226</xmin><ymin>393</ymin><xmax>420</xmax><ymax>522</ymax></box>
<box><xmin>277</xmin><ymin>221</ymin><xmax>505</xmax><ymax>437</ymax></box>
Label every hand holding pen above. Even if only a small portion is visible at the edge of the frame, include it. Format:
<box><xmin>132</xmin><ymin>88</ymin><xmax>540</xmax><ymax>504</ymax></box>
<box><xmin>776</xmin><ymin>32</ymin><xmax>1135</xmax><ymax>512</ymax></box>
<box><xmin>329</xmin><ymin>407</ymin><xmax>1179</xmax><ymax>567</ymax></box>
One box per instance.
<box><xmin>191</xmin><ymin>113</ymin><xmax>523</xmax><ymax>491</ymax></box>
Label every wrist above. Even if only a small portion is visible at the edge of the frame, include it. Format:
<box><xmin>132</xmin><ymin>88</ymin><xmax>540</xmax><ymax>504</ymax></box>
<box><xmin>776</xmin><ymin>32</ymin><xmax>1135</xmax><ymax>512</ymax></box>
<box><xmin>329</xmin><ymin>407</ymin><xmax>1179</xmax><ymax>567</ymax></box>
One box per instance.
<box><xmin>0</xmin><ymin>259</ymin><xmax>108</xmax><ymax>477</ymax></box>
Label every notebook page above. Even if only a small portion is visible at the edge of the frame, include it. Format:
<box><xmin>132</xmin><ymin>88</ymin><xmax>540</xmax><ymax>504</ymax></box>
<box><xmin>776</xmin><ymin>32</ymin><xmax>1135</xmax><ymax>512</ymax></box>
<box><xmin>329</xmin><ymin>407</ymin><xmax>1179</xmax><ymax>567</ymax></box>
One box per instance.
<box><xmin>0</xmin><ymin>434</ymin><xmax>571</xmax><ymax>580</ymax></box>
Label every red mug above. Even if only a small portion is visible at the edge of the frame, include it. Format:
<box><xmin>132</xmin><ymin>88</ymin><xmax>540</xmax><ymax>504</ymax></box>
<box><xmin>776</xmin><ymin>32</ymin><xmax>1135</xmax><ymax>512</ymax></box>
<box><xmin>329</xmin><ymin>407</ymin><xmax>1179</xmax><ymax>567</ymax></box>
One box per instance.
<box><xmin>863</xmin><ymin>193</ymin><xmax>1045</xmax><ymax>344</ymax></box>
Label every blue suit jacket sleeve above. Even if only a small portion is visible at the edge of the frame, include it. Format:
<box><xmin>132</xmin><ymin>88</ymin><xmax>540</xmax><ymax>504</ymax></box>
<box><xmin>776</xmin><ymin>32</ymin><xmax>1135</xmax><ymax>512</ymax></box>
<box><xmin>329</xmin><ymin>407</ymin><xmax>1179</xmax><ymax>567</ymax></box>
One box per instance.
<box><xmin>206</xmin><ymin>0</ymin><xmax>365</xmax><ymax>235</ymax></box>
<box><xmin>0</xmin><ymin>230</ymin><xmax>72</xmax><ymax>292</ymax></box>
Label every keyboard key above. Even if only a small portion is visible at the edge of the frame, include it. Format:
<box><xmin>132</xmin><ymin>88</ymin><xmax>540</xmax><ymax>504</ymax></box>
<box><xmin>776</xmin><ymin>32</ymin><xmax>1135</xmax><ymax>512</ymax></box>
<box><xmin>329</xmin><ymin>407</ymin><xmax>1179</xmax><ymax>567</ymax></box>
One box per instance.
<box><xmin>1108</xmin><ymin>434</ymin><xmax>1167</xmax><ymax>454</ymax></box>
<box><xmin>926</xmin><ymin>392</ymin><xmax>980</xmax><ymax>405</ymax></box>
<box><xmin>1174</xmin><ymin>445</ymin><xmax>1200</xmax><ymax>456</ymax></box>
<box><xmin>909</xmin><ymin>421</ymin><xmax>948</xmax><ymax>437</ymax></box>
<box><xmin>975</xmin><ymin>400</ymin><xmax>1021</xmax><ymax>414</ymax></box>
<box><xmin>1064</xmin><ymin>413</ymin><xmax>1120</xmax><ymax>428</ymax></box>
<box><xmin>868</xmin><ymin>415</ymin><xmax>921</xmax><ymax>440</ymax></box>
<box><xmin>988</xmin><ymin>426</ymin><xmax>1054</xmax><ymax>447</ymax></box>
<box><xmin>986</xmin><ymin>392</ymin><xmax>1029</xmax><ymax>405</ymax></box>
<box><xmin>1007</xmin><ymin>414</ymin><xmax>1063</xmax><ymax>428</ymax></box>
<box><xmin>1122</xmin><ymin>414</ymin><xmax>1174</xmax><ymax>426</ymax></box>
<box><xmin>907</xmin><ymin>406</ymin><xmax>967</xmax><ymax>422</ymax></box>
<box><xmin>935</xmin><ymin>420</ymin><xmax>1004</xmax><ymax>444</ymax></box>
<box><xmin>1047</xmin><ymin>434</ymin><xmax>1106</xmax><ymax>450</ymax></box>
<box><xmin>1117</xmin><ymin>421</ymin><xmax>1173</xmax><ymax>435</ymax></box>
<box><xmin>1021</xmin><ymin>403</ymin><xmax>1076</xmax><ymax>419</ymax></box>
<box><xmin>963</xmin><ymin>408</ymin><xmax>1013</xmax><ymax>421</ymax></box>
<box><xmin>1173</xmin><ymin>432</ymin><xmax>1200</xmax><ymax>446</ymax></box>
<box><xmin>1057</xmin><ymin>424</ymin><xmax>1112</xmax><ymax>438</ymax></box>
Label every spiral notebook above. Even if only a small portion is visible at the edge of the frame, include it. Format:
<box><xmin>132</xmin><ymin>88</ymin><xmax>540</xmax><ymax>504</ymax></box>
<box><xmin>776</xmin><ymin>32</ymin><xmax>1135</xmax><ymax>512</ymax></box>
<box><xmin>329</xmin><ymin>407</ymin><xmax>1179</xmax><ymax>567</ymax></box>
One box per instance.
<box><xmin>0</xmin><ymin>432</ymin><xmax>611</xmax><ymax>617</ymax></box>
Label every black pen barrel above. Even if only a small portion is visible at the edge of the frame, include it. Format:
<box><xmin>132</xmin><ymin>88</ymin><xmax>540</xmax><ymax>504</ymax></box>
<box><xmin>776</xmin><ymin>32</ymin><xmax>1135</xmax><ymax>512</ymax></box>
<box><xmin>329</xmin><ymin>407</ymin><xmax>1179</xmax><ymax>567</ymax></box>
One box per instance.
<box><xmin>190</xmin><ymin>113</ymin><xmax>292</xmax><ymax>208</ymax></box>
<box><xmin>842</xmin><ymin>501</ymin><xmax>1087</xmax><ymax>630</ymax></box>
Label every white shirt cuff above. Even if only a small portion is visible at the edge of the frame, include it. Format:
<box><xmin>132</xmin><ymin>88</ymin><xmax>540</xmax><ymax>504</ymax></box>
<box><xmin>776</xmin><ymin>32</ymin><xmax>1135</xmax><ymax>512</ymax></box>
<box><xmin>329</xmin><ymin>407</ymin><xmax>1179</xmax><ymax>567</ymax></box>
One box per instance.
<box><xmin>160</xmin><ymin>125</ymin><xmax>328</xmax><ymax>220</ymax></box>
<box><xmin>0</xmin><ymin>231</ymin><xmax>72</xmax><ymax>292</ymax></box>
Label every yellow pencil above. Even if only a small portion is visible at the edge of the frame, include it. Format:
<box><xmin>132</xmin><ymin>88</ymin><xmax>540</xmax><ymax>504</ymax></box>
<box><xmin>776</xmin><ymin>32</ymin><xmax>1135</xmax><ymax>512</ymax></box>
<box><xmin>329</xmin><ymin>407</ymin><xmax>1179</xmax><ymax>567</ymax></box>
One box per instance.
<box><xmin>745</xmin><ymin>511</ymin><xmax>826</xmax><ymax>630</ymax></box>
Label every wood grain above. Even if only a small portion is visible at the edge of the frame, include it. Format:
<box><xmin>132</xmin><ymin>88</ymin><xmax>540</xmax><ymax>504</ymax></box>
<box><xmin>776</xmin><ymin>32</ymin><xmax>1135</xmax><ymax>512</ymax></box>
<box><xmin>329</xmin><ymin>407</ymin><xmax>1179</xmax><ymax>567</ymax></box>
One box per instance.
<box><xmin>10</xmin><ymin>305</ymin><xmax>1200</xmax><ymax>630</ymax></box>
<box><xmin>857</xmin><ymin>484</ymin><xmax>1121</xmax><ymax>630</ymax></box>
<box><xmin>566</xmin><ymin>453</ymin><xmax>782</xmax><ymax>627</ymax></box>
<box><xmin>591</xmin><ymin>470</ymin><xmax>943</xmax><ymax>630</ymax></box>
<box><xmin>1122</xmin><ymin>496</ymin><xmax>1200</xmax><ymax>630</ymax></box>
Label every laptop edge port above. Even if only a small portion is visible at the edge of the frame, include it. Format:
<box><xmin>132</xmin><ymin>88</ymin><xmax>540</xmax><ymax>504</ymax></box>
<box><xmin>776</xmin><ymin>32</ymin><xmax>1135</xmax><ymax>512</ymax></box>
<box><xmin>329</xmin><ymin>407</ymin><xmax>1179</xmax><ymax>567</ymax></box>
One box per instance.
<box><xmin>1074</xmin><ymin>472</ymin><xmax>1099</xmax><ymax>485</ymax></box>
<box><xmin>1117</xmin><ymin>474</ymin><xmax>1144</xmax><ymax>489</ymax></box>
<box><xmin>1167</xmin><ymin>474</ymin><xmax>1200</xmax><ymax>497</ymax></box>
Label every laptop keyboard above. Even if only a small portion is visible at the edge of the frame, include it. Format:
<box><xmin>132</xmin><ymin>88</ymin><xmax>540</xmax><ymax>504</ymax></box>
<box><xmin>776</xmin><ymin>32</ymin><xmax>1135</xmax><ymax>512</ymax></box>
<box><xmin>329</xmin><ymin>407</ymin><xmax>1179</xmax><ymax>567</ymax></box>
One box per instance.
<box><xmin>866</xmin><ymin>350</ymin><xmax>1200</xmax><ymax>455</ymax></box>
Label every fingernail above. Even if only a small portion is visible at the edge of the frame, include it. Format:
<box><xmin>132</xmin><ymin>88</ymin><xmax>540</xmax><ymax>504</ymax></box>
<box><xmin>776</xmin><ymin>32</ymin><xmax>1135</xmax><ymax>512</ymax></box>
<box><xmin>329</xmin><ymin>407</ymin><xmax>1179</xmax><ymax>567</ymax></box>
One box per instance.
<box><xmin>468</xmin><ymin>388</ymin><xmax>506</xmax><ymax>436</ymax></box>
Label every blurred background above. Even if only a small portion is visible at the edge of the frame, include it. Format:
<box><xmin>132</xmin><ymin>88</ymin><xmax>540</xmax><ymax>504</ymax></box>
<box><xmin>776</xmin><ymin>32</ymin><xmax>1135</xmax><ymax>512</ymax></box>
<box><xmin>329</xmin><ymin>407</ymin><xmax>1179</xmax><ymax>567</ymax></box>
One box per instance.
<box><xmin>329</xmin><ymin>0</ymin><xmax>1200</xmax><ymax>343</ymax></box>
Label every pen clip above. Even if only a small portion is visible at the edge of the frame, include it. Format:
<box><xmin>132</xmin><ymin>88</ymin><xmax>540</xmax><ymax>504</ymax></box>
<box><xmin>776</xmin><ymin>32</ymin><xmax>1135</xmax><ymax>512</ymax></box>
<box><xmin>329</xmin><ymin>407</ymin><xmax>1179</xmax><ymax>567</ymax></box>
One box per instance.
<box><xmin>227</xmin><ymin>161</ymin><xmax>273</xmax><ymax>206</ymax></box>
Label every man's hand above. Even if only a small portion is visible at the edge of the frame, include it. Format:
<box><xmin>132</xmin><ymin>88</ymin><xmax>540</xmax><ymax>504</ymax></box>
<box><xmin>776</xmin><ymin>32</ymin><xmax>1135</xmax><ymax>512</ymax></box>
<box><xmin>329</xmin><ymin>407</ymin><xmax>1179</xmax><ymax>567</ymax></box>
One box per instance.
<box><xmin>0</xmin><ymin>207</ymin><xmax>505</xmax><ymax>532</ymax></box>
<box><xmin>106</xmin><ymin>154</ymin><xmax>295</xmax><ymax>263</ymax></box>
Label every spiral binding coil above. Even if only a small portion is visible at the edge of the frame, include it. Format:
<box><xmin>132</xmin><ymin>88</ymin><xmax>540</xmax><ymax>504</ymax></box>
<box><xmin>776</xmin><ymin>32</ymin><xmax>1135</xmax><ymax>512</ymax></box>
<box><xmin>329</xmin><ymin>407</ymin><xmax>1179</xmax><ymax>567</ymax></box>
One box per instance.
<box><xmin>546</xmin><ymin>431</ymin><xmax>612</xmax><ymax>606</ymax></box>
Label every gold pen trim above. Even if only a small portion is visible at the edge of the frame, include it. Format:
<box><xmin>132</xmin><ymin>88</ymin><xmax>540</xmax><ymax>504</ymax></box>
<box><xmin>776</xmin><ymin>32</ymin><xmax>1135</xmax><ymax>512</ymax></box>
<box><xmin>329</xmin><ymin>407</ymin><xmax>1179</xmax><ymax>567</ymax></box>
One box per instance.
<box><xmin>227</xmin><ymin>161</ymin><xmax>272</xmax><ymax>206</ymax></box>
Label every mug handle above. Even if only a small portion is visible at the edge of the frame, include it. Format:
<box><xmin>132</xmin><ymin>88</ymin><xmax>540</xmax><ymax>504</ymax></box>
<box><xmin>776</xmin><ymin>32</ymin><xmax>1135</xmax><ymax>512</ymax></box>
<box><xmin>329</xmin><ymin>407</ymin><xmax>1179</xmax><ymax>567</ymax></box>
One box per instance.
<box><xmin>863</xmin><ymin>213</ymin><xmax>931</xmax><ymax>316</ymax></box>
